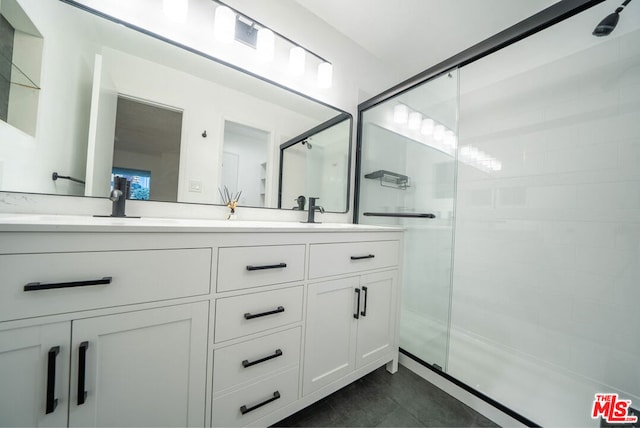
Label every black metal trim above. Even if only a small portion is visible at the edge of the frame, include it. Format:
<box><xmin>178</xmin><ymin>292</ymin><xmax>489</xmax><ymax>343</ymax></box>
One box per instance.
<box><xmin>350</xmin><ymin>254</ymin><xmax>375</xmax><ymax>260</ymax></box>
<box><xmin>24</xmin><ymin>277</ymin><xmax>112</xmax><ymax>292</ymax></box>
<box><xmin>399</xmin><ymin>348</ymin><xmax>541</xmax><ymax>427</ymax></box>
<box><xmin>359</xmin><ymin>0</ymin><xmax>605</xmax><ymax>111</ymax></box>
<box><xmin>244</xmin><ymin>306</ymin><xmax>285</xmax><ymax>320</ymax></box>
<box><xmin>46</xmin><ymin>346</ymin><xmax>60</xmax><ymax>414</ymax></box>
<box><xmin>278</xmin><ymin>112</ymin><xmax>353</xmax><ymax>212</ymax></box>
<box><xmin>353</xmin><ymin>288</ymin><xmax>361</xmax><ymax>319</ymax></box>
<box><xmin>360</xmin><ymin>286</ymin><xmax>368</xmax><ymax>317</ymax></box>
<box><xmin>363</xmin><ymin>212</ymin><xmax>435</xmax><ymax>219</ymax></box>
<box><xmin>77</xmin><ymin>341</ymin><xmax>89</xmax><ymax>406</ymax></box>
<box><xmin>240</xmin><ymin>391</ymin><xmax>280</xmax><ymax>415</ymax></box>
<box><xmin>242</xmin><ymin>349</ymin><xmax>283</xmax><ymax>368</ymax></box>
<box><xmin>246</xmin><ymin>263</ymin><xmax>287</xmax><ymax>271</ymax></box>
<box><xmin>354</xmin><ymin>0</ymin><xmax>606</xmax><ymax>224</ymax></box>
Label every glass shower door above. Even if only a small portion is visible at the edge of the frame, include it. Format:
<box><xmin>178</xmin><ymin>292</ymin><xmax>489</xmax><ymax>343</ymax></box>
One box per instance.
<box><xmin>357</xmin><ymin>71</ymin><xmax>458</xmax><ymax>370</ymax></box>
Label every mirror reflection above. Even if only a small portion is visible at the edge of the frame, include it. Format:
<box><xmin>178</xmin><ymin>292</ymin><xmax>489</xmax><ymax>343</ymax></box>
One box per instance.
<box><xmin>279</xmin><ymin>114</ymin><xmax>351</xmax><ymax>212</ymax></box>
<box><xmin>0</xmin><ymin>0</ymin><xmax>352</xmax><ymax>212</ymax></box>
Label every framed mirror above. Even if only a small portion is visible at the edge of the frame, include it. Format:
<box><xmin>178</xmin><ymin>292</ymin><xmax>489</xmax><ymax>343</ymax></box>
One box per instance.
<box><xmin>0</xmin><ymin>0</ymin><xmax>352</xmax><ymax>212</ymax></box>
<box><xmin>279</xmin><ymin>113</ymin><xmax>351</xmax><ymax>212</ymax></box>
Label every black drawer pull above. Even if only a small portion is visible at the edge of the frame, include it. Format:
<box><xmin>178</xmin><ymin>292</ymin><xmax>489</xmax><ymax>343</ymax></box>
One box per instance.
<box><xmin>24</xmin><ymin>277</ymin><xmax>112</xmax><ymax>292</ymax></box>
<box><xmin>77</xmin><ymin>341</ymin><xmax>89</xmax><ymax>406</ymax></box>
<box><xmin>361</xmin><ymin>286</ymin><xmax>368</xmax><ymax>317</ymax></box>
<box><xmin>240</xmin><ymin>391</ymin><xmax>281</xmax><ymax>415</ymax></box>
<box><xmin>46</xmin><ymin>346</ymin><xmax>60</xmax><ymax>414</ymax></box>
<box><xmin>244</xmin><ymin>306</ymin><xmax>285</xmax><ymax>320</ymax></box>
<box><xmin>350</xmin><ymin>254</ymin><xmax>375</xmax><ymax>260</ymax></box>
<box><xmin>242</xmin><ymin>349</ymin><xmax>283</xmax><ymax>368</ymax></box>
<box><xmin>354</xmin><ymin>288</ymin><xmax>361</xmax><ymax>319</ymax></box>
<box><xmin>246</xmin><ymin>263</ymin><xmax>287</xmax><ymax>271</ymax></box>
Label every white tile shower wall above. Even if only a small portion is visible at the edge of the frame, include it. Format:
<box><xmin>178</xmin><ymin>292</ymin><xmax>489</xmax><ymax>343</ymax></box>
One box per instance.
<box><xmin>450</xmin><ymin>7</ymin><xmax>640</xmax><ymax>426</ymax></box>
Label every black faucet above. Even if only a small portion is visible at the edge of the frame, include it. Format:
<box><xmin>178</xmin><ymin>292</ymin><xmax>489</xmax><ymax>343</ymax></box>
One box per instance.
<box><xmin>305</xmin><ymin>197</ymin><xmax>325</xmax><ymax>223</ymax></box>
<box><xmin>294</xmin><ymin>195</ymin><xmax>306</xmax><ymax>210</ymax></box>
<box><xmin>110</xmin><ymin>176</ymin><xmax>130</xmax><ymax>217</ymax></box>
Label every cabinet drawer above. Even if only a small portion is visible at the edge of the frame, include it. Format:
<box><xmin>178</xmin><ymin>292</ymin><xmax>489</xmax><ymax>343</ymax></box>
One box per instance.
<box><xmin>211</xmin><ymin>366</ymin><xmax>299</xmax><ymax>427</ymax></box>
<box><xmin>0</xmin><ymin>248</ymin><xmax>211</xmax><ymax>322</ymax></box>
<box><xmin>215</xmin><ymin>286</ymin><xmax>303</xmax><ymax>343</ymax></box>
<box><xmin>309</xmin><ymin>240</ymin><xmax>399</xmax><ymax>279</ymax></box>
<box><xmin>217</xmin><ymin>245</ymin><xmax>305</xmax><ymax>292</ymax></box>
<box><xmin>213</xmin><ymin>327</ymin><xmax>301</xmax><ymax>396</ymax></box>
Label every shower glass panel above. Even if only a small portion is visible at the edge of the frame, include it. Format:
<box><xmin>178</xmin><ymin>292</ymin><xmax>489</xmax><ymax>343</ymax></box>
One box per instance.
<box><xmin>451</xmin><ymin>3</ymin><xmax>640</xmax><ymax>426</ymax></box>
<box><xmin>358</xmin><ymin>71</ymin><xmax>458</xmax><ymax>369</ymax></box>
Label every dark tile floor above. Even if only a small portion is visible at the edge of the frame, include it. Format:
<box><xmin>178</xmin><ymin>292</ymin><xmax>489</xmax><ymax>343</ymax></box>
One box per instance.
<box><xmin>273</xmin><ymin>365</ymin><xmax>499</xmax><ymax>427</ymax></box>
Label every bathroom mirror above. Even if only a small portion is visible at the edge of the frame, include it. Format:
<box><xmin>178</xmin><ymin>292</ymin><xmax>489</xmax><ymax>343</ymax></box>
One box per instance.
<box><xmin>0</xmin><ymin>0</ymin><xmax>351</xmax><ymax>212</ymax></box>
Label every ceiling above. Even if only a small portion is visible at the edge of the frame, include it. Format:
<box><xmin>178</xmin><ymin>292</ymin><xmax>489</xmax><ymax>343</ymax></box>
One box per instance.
<box><xmin>293</xmin><ymin>0</ymin><xmax>559</xmax><ymax>79</ymax></box>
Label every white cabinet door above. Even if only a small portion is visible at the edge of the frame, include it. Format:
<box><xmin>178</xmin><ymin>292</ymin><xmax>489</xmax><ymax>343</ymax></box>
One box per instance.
<box><xmin>68</xmin><ymin>302</ymin><xmax>208</xmax><ymax>428</ymax></box>
<box><xmin>355</xmin><ymin>270</ymin><xmax>397</xmax><ymax>369</ymax></box>
<box><xmin>303</xmin><ymin>277</ymin><xmax>358</xmax><ymax>396</ymax></box>
<box><xmin>0</xmin><ymin>322</ymin><xmax>70</xmax><ymax>428</ymax></box>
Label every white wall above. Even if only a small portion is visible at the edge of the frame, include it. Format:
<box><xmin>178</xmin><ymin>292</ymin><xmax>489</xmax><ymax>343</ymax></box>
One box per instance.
<box><xmin>0</xmin><ymin>0</ymin><xmax>96</xmax><ymax>196</ymax></box>
<box><xmin>450</xmin><ymin>2</ymin><xmax>640</xmax><ymax>426</ymax></box>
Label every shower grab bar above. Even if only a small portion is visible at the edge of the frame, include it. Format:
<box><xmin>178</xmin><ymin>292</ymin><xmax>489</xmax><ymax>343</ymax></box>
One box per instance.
<box><xmin>363</xmin><ymin>212</ymin><xmax>435</xmax><ymax>218</ymax></box>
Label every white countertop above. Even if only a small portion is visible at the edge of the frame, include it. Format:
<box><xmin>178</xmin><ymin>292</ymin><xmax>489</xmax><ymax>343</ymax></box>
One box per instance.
<box><xmin>0</xmin><ymin>213</ymin><xmax>403</xmax><ymax>233</ymax></box>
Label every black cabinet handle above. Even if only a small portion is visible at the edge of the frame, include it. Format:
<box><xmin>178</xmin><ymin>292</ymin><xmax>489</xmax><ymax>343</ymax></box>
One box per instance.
<box><xmin>242</xmin><ymin>349</ymin><xmax>283</xmax><ymax>368</ymax></box>
<box><xmin>350</xmin><ymin>254</ymin><xmax>375</xmax><ymax>260</ymax></box>
<box><xmin>240</xmin><ymin>391</ymin><xmax>280</xmax><ymax>415</ymax></box>
<box><xmin>77</xmin><ymin>341</ymin><xmax>89</xmax><ymax>406</ymax></box>
<box><xmin>361</xmin><ymin>286</ymin><xmax>368</xmax><ymax>317</ymax></box>
<box><xmin>354</xmin><ymin>288</ymin><xmax>361</xmax><ymax>319</ymax></box>
<box><xmin>24</xmin><ymin>277</ymin><xmax>112</xmax><ymax>292</ymax></box>
<box><xmin>46</xmin><ymin>346</ymin><xmax>60</xmax><ymax>414</ymax></box>
<box><xmin>246</xmin><ymin>263</ymin><xmax>287</xmax><ymax>271</ymax></box>
<box><xmin>244</xmin><ymin>306</ymin><xmax>285</xmax><ymax>320</ymax></box>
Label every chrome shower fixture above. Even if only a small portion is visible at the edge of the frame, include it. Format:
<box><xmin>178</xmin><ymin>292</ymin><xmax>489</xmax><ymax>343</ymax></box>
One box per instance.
<box><xmin>593</xmin><ymin>0</ymin><xmax>632</xmax><ymax>36</ymax></box>
<box><xmin>301</xmin><ymin>140</ymin><xmax>312</xmax><ymax>149</ymax></box>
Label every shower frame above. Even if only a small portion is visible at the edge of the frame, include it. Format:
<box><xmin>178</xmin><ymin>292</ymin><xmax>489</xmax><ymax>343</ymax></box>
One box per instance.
<box><xmin>353</xmin><ymin>0</ymin><xmax>607</xmax><ymax>426</ymax></box>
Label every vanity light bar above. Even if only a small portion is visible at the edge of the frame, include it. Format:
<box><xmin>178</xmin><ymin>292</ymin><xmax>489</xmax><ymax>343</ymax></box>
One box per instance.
<box><xmin>211</xmin><ymin>0</ymin><xmax>333</xmax><ymax>88</ymax></box>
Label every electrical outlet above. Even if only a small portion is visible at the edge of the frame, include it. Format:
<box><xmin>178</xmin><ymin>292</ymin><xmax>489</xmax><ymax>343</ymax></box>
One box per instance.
<box><xmin>189</xmin><ymin>180</ymin><xmax>202</xmax><ymax>193</ymax></box>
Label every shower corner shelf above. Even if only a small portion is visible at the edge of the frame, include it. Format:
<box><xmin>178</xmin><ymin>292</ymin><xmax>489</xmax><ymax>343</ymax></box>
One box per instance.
<box><xmin>364</xmin><ymin>170</ymin><xmax>410</xmax><ymax>190</ymax></box>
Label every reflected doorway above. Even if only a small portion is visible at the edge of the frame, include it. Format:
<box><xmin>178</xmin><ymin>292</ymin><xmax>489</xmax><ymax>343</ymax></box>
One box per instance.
<box><xmin>221</xmin><ymin>121</ymin><xmax>269</xmax><ymax>207</ymax></box>
<box><xmin>113</xmin><ymin>95</ymin><xmax>182</xmax><ymax>202</ymax></box>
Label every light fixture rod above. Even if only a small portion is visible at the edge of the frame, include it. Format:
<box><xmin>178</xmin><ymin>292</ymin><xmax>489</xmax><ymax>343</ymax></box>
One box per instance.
<box><xmin>213</xmin><ymin>0</ymin><xmax>330</xmax><ymax>64</ymax></box>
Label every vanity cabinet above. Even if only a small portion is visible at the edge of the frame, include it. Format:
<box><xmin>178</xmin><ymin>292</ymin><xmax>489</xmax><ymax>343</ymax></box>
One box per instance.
<box><xmin>0</xmin><ymin>322</ymin><xmax>70</xmax><ymax>428</ymax></box>
<box><xmin>0</xmin><ymin>221</ymin><xmax>402</xmax><ymax>428</ymax></box>
<box><xmin>0</xmin><ymin>304</ymin><xmax>208</xmax><ymax>428</ymax></box>
<box><xmin>303</xmin><ymin>241</ymin><xmax>399</xmax><ymax>396</ymax></box>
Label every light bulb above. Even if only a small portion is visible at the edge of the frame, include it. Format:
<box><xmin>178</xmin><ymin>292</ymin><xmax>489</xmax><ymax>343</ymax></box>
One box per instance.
<box><xmin>421</xmin><ymin>118</ymin><xmax>434</xmax><ymax>135</ymax></box>
<box><xmin>317</xmin><ymin>62</ymin><xmax>333</xmax><ymax>88</ymax></box>
<box><xmin>434</xmin><ymin>124</ymin><xmax>445</xmax><ymax>140</ymax></box>
<box><xmin>408</xmin><ymin>112</ymin><xmax>422</xmax><ymax>130</ymax></box>
<box><xmin>393</xmin><ymin>104</ymin><xmax>409</xmax><ymax>124</ymax></box>
<box><xmin>444</xmin><ymin>130</ymin><xmax>456</xmax><ymax>146</ymax></box>
<box><xmin>214</xmin><ymin>5</ymin><xmax>235</xmax><ymax>44</ymax></box>
<box><xmin>163</xmin><ymin>0</ymin><xmax>188</xmax><ymax>23</ymax></box>
<box><xmin>289</xmin><ymin>46</ymin><xmax>306</xmax><ymax>76</ymax></box>
<box><xmin>256</xmin><ymin>28</ymin><xmax>275</xmax><ymax>62</ymax></box>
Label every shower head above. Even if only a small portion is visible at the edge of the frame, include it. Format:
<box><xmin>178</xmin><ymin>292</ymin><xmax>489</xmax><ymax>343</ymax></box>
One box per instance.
<box><xmin>593</xmin><ymin>0</ymin><xmax>632</xmax><ymax>37</ymax></box>
<box><xmin>301</xmin><ymin>140</ymin><xmax>312</xmax><ymax>149</ymax></box>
